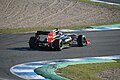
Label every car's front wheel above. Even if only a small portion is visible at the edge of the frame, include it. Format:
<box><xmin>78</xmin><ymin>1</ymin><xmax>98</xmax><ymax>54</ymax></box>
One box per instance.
<box><xmin>77</xmin><ymin>35</ymin><xmax>87</xmax><ymax>47</ymax></box>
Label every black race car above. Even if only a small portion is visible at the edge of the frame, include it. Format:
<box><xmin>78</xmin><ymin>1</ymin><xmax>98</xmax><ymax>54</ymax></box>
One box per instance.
<box><xmin>29</xmin><ymin>30</ymin><xmax>90</xmax><ymax>51</ymax></box>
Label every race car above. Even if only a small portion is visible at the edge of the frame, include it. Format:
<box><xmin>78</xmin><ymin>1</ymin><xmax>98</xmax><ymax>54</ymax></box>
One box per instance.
<box><xmin>29</xmin><ymin>30</ymin><xmax>90</xmax><ymax>51</ymax></box>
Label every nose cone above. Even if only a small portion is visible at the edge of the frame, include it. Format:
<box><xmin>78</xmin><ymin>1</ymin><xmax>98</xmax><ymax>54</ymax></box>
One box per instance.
<box><xmin>86</xmin><ymin>40</ymin><xmax>91</xmax><ymax>44</ymax></box>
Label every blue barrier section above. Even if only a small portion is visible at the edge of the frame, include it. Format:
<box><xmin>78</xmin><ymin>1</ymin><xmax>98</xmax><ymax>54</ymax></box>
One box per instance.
<box><xmin>90</xmin><ymin>0</ymin><xmax>120</xmax><ymax>6</ymax></box>
<box><xmin>60</xmin><ymin>24</ymin><xmax>120</xmax><ymax>32</ymax></box>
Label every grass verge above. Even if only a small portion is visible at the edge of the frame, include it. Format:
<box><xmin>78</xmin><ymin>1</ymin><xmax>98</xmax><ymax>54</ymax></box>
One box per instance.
<box><xmin>0</xmin><ymin>21</ymin><xmax>120</xmax><ymax>34</ymax></box>
<box><xmin>57</xmin><ymin>59</ymin><xmax>120</xmax><ymax>80</ymax></box>
<box><xmin>0</xmin><ymin>26</ymin><xmax>80</xmax><ymax>34</ymax></box>
<box><xmin>0</xmin><ymin>27</ymin><xmax>56</xmax><ymax>34</ymax></box>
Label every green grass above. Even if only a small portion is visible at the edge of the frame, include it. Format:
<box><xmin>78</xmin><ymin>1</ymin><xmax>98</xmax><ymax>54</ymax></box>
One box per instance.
<box><xmin>0</xmin><ymin>25</ymin><xmax>92</xmax><ymax>34</ymax></box>
<box><xmin>0</xmin><ymin>21</ymin><xmax>120</xmax><ymax>34</ymax></box>
<box><xmin>0</xmin><ymin>27</ymin><xmax>55</xmax><ymax>34</ymax></box>
<box><xmin>79</xmin><ymin>0</ymin><xmax>120</xmax><ymax>10</ymax></box>
<box><xmin>57</xmin><ymin>59</ymin><xmax>120</xmax><ymax>80</ymax></box>
<box><xmin>0</xmin><ymin>26</ymin><xmax>77</xmax><ymax>34</ymax></box>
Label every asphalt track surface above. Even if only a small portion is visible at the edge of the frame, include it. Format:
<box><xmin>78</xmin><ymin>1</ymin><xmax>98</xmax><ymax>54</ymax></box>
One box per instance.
<box><xmin>0</xmin><ymin>30</ymin><xmax>120</xmax><ymax>80</ymax></box>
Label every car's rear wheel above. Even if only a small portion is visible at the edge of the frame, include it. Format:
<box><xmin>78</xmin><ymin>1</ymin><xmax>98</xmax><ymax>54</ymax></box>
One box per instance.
<box><xmin>29</xmin><ymin>37</ymin><xmax>38</xmax><ymax>49</ymax></box>
<box><xmin>53</xmin><ymin>39</ymin><xmax>63</xmax><ymax>51</ymax></box>
<box><xmin>77</xmin><ymin>35</ymin><xmax>87</xmax><ymax>47</ymax></box>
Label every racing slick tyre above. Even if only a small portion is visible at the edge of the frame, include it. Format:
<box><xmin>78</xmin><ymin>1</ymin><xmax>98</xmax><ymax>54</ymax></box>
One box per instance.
<box><xmin>29</xmin><ymin>37</ymin><xmax>38</xmax><ymax>49</ymax></box>
<box><xmin>53</xmin><ymin>39</ymin><xmax>63</xmax><ymax>51</ymax></box>
<box><xmin>77</xmin><ymin>35</ymin><xmax>87</xmax><ymax>47</ymax></box>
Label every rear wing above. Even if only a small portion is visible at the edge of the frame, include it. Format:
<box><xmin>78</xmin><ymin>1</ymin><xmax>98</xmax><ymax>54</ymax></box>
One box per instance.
<box><xmin>35</xmin><ymin>31</ymin><xmax>54</xmax><ymax>44</ymax></box>
<box><xmin>36</xmin><ymin>31</ymin><xmax>51</xmax><ymax>35</ymax></box>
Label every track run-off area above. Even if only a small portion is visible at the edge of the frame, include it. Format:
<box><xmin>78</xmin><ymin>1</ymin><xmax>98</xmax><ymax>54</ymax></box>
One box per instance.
<box><xmin>0</xmin><ymin>24</ymin><xmax>120</xmax><ymax>80</ymax></box>
<box><xmin>0</xmin><ymin>0</ymin><xmax>120</xmax><ymax>29</ymax></box>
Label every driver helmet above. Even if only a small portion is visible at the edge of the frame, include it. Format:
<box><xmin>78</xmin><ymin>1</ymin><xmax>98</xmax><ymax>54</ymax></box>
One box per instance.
<box><xmin>54</xmin><ymin>28</ymin><xmax>62</xmax><ymax>35</ymax></box>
